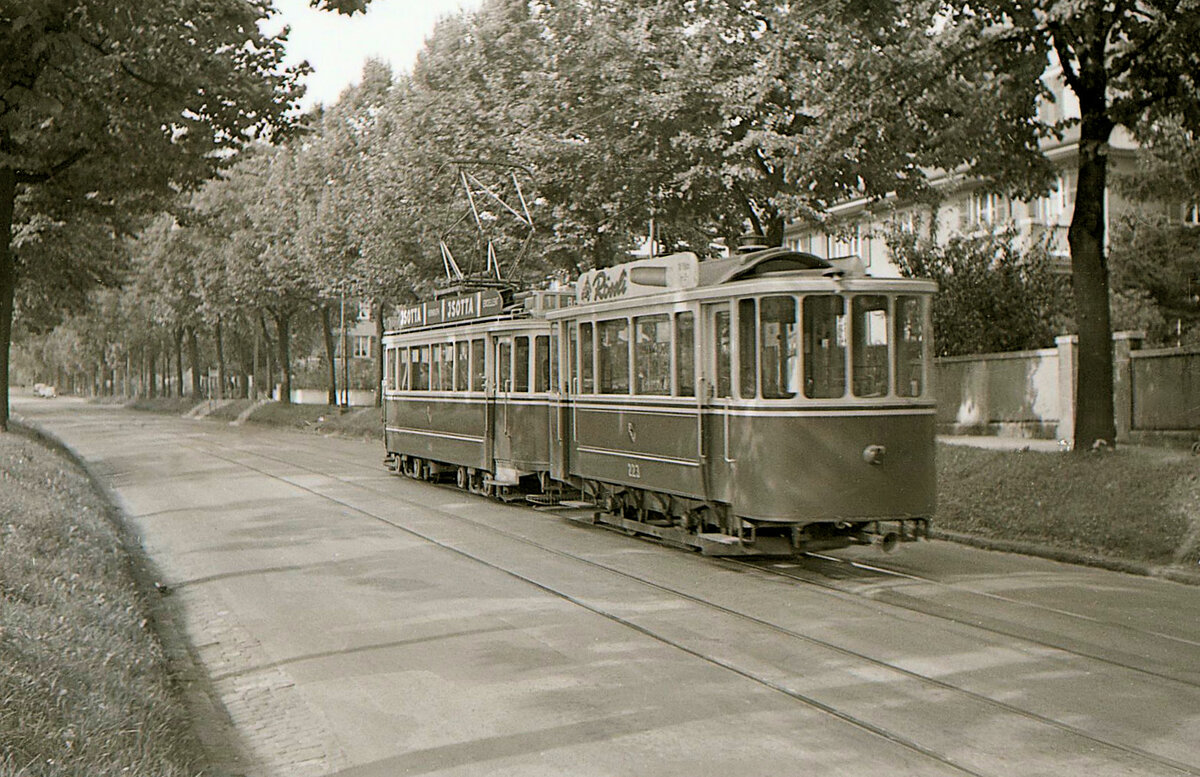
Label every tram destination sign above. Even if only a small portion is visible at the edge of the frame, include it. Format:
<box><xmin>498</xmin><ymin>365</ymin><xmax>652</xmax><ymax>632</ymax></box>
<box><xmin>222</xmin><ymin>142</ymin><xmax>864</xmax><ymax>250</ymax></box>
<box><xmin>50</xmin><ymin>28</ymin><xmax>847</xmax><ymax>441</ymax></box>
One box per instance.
<box><xmin>577</xmin><ymin>252</ymin><xmax>699</xmax><ymax>304</ymax></box>
<box><xmin>394</xmin><ymin>288</ymin><xmax>504</xmax><ymax>331</ymax></box>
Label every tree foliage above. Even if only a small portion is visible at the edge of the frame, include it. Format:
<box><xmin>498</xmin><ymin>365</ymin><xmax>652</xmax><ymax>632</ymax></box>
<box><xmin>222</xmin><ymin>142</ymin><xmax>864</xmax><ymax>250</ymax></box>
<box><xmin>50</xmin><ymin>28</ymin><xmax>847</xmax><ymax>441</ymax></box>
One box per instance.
<box><xmin>1</xmin><ymin>0</ymin><xmax>305</xmax><ymax>428</ymax></box>
<box><xmin>890</xmin><ymin>229</ymin><xmax>1072</xmax><ymax>356</ymax></box>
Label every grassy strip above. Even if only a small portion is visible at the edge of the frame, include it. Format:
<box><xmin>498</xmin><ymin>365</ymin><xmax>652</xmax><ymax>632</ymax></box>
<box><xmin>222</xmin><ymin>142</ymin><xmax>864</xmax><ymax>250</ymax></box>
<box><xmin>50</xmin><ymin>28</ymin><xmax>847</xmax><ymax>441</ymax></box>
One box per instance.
<box><xmin>935</xmin><ymin>444</ymin><xmax>1200</xmax><ymax>568</ymax></box>
<box><xmin>0</xmin><ymin>428</ymin><xmax>209</xmax><ymax>777</ymax></box>
<box><xmin>241</xmin><ymin>402</ymin><xmax>382</xmax><ymax>440</ymax></box>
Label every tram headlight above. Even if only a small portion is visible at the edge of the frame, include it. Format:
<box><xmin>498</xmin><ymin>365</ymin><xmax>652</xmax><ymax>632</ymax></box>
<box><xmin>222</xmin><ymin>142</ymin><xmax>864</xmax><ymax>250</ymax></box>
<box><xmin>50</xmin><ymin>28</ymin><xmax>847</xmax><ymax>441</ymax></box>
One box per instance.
<box><xmin>862</xmin><ymin>444</ymin><xmax>887</xmax><ymax>465</ymax></box>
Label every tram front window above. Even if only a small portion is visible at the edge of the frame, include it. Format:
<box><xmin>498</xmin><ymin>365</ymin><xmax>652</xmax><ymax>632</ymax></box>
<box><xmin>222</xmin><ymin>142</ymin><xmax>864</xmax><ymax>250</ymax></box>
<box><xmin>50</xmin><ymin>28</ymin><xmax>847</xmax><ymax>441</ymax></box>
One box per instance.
<box><xmin>676</xmin><ymin>312</ymin><xmax>695</xmax><ymax>397</ymax></box>
<box><xmin>760</xmin><ymin>295</ymin><xmax>797</xmax><ymax>399</ymax></box>
<box><xmin>895</xmin><ymin>295</ymin><xmax>925</xmax><ymax>397</ymax></box>
<box><xmin>803</xmin><ymin>296</ymin><xmax>845</xmax><ymax>398</ymax></box>
<box><xmin>852</xmin><ymin>295</ymin><xmax>890</xmax><ymax>397</ymax></box>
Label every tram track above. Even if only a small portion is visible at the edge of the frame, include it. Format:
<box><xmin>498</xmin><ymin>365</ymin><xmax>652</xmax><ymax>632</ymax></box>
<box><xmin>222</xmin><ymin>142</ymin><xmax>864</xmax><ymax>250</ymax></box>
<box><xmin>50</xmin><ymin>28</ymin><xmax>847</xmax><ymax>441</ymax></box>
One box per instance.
<box><xmin>172</xmin><ymin>431</ymin><xmax>1200</xmax><ymax>777</ymax></box>
<box><xmin>725</xmin><ymin>554</ymin><xmax>1200</xmax><ymax>691</ymax></box>
<box><xmin>213</xmin><ymin>426</ymin><xmax>1200</xmax><ymax>683</ymax></box>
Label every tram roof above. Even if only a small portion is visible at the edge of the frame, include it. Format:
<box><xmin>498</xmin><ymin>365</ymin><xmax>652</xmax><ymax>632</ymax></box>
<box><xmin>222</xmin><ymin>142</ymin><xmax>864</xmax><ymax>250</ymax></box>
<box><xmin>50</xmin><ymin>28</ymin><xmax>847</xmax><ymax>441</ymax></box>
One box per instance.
<box><xmin>695</xmin><ymin>247</ymin><xmax>843</xmax><ymax>286</ymax></box>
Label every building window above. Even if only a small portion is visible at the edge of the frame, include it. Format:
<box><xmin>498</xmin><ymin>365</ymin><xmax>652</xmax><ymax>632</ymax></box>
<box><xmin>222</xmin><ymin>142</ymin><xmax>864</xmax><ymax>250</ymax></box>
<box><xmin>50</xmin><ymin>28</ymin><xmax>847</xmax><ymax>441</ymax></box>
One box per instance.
<box><xmin>357</xmin><ymin>302</ymin><xmax>372</xmax><ymax>321</ymax></box>
<box><xmin>826</xmin><ymin>227</ymin><xmax>861</xmax><ymax>258</ymax></box>
<box><xmin>1184</xmin><ymin>202</ymin><xmax>1200</xmax><ymax>226</ymax></box>
<box><xmin>969</xmin><ymin>191</ymin><xmax>1012</xmax><ymax>226</ymax></box>
<box><xmin>352</xmin><ymin>335</ymin><xmax>373</xmax><ymax>359</ymax></box>
<box><xmin>1033</xmin><ymin>173</ymin><xmax>1073</xmax><ymax>223</ymax></box>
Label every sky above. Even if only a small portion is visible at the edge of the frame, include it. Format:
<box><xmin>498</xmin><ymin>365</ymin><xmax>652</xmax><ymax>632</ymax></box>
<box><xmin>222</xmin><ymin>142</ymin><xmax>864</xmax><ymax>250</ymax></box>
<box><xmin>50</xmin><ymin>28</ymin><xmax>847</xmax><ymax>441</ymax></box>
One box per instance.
<box><xmin>265</xmin><ymin>0</ymin><xmax>483</xmax><ymax>110</ymax></box>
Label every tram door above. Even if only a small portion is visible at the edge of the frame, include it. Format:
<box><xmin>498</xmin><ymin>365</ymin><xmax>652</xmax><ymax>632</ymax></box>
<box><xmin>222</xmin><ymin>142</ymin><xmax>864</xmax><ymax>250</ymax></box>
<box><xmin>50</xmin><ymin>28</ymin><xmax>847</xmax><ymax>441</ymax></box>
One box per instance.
<box><xmin>490</xmin><ymin>334</ymin><xmax>514</xmax><ymax>479</ymax></box>
<box><xmin>701</xmin><ymin>302</ymin><xmax>735</xmax><ymax>503</ymax></box>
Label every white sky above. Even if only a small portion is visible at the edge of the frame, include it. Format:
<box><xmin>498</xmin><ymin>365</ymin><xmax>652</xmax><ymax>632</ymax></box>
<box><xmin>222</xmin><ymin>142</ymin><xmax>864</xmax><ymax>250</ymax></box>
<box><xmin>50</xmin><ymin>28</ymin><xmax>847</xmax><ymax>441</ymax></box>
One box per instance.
<box><xmin>266</xmin><ymin>0</ymin><xmax>483</xmax><ymax>110</ymax></box>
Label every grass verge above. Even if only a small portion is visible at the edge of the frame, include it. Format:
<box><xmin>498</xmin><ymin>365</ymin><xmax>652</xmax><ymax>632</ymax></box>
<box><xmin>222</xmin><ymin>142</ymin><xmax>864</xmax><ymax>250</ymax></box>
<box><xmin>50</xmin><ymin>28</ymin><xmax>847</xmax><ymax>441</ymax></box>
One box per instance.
<box><xmin>0</xmin><ymin>426</ymin><xmax>211</xmax><ymax>777</ymax></box>
<box><xmin>935</xmin><ymin>444</ymin><xmax>1200</xmax><ymax>572</ymax></box>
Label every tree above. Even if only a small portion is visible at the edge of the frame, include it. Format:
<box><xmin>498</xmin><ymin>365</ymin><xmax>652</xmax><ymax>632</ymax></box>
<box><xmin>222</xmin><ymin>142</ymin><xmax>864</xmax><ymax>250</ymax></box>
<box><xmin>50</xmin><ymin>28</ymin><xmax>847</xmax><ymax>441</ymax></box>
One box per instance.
<box><xmin>0</xmin><ymin>1</ymin><xmax>305</xmax><ymax>430</ymax></box>
<box><xmin>890</xmin><ymin>228</ymin><xmax>1072</xmax><ymax>356</ymax></box>
<box><xmin>849</xmin><ymin>0</ymin><xmax>1200</xmax><ymax>448</ymax></box>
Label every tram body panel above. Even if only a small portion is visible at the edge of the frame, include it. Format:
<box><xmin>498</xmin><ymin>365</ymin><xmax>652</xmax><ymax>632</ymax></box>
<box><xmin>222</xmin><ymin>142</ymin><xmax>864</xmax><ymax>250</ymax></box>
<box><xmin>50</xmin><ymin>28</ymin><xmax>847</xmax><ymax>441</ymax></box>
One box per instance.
<box><xmin>723</xmin><ymin>407</ymin><xmax>937</xmax><ymax>522</ymax></box>
<box><xmin>568</xmin><ymin>398</ymin><xmax>704</xmax><ymax>498</ymax></box>
<box><xmin>384</xmin><ymin>394</ymin><xmax>488</xmax><ymax>469</ymax></box>
<box><xmin>491</xmin><ymin>395</ymin><xmax>553</xmax><ymax>479</ymax></box>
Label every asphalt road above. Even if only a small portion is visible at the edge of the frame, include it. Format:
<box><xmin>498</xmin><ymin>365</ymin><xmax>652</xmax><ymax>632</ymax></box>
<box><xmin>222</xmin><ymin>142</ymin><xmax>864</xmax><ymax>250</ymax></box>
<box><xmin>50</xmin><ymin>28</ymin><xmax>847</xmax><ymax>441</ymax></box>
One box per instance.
<box><xmin>15</xmin><ymin>398</ymin><xmax>1200</xmax><ymax>777</ymax></box>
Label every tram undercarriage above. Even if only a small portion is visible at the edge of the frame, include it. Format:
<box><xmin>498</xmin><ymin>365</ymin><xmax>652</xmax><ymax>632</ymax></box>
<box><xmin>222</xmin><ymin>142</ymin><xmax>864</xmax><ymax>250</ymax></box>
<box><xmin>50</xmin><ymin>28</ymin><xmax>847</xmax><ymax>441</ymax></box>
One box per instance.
<box><xmin>384</xmin><ymin>452</ymin><xmax>929</xmax><ymax>557</ymax></box>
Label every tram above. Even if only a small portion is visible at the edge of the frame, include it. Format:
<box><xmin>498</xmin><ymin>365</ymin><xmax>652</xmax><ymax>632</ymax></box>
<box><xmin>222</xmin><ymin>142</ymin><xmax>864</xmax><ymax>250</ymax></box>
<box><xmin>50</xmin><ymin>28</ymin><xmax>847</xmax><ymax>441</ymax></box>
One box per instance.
<box><xmin>382</xmin><ymin>246</ymin><xmax>936</xmax><ymax>556</ymax></box>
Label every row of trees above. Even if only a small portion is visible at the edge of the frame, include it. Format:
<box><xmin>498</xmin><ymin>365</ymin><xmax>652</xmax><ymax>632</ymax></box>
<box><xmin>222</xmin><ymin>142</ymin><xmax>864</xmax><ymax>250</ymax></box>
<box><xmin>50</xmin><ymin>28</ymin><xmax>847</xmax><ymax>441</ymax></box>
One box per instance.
<box><xmin>4</xmin><ymin>0</ymin><xmax>1199</xmax><ymax>449</ymax></box>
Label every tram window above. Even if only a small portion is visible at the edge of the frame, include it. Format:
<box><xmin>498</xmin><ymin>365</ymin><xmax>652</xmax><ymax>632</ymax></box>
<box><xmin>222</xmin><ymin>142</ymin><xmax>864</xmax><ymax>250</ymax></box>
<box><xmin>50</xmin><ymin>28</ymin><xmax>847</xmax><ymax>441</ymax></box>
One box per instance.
<box><xmin>549</xmin><ymin>334</ymin><xmax>559</xmax><ymax>393</ymax></box>
<box><xmin>852</xmin><ymin>295</ymin><xmax>890</xmax><ymax>397</ymax></box>
<box><xmin>535</xmin><ymin>335</ymin><xmax>551</xmax><ymax>392</ymax></box>
<box><xmin>761</xmin><ymin>296</ymin><xmax>798</xmax><ymax>399</ymax></box>
<box><xmin>413</xmin><ymin>345</ymin><xmax>430</xmax><ymax>391</ymax></box>
<box><xmin>514</xmin><ymin>336</ymin><xmax>530</xmax><ymax>392</ymax></box>
<box><xmin>568</xmin><ymin>326</ymin><xmax>577</xmax><ymax>394</ymax></box>
<box><xmin>598</xmin><ymin>318</ymin><xmax>630</xmax><ymax>394</ymax></box>
<box><xmin>803</xmin><ymin>296</ymin><xmax>845</xmax><ymax>398</ymax></box>
<box><xmin>738</xmin><ymin>299</ymin><xmax>757</xmax><ymax>398</ymax></box>
<box><xmin>470</xmin><ymin>339</ymin><xmax>485</xmax><ymax>391</ymax></box>
<box><xmin>580</xmin><ymin>322</ymin><xmax>595</xmax><ymax>393</ymax></box>
<box><xmin>441</xmin><ymin>344</ymin><xmax>455</xmax><ymax>390</ymax></box>
<box><xmin>434</xmin><ymin>345</ymin><xmax>448</xmax><ymax>390</ymax></box>
<box><xmin>497</xmin><ymin>340</ymin><xmax>512</xmax><ymax>392</ymax></box>
<box><xmin>634</xmin><ymin>314</ymin><xmax>670</xmax><ymax>395</ymax></box>
<box><xmin>895</xmin><ymin>296</ymin><xmax>925</xmax><ymax>397</ymax></box>
<box><xmin>715</xmin><ymin>310</ymin><xmax>732</xmax><ymax>398</ymax></box>
<box><xmin>675</xmin><ymin>312</ymin><xmax>695</xmax><ymax>397</ymax></box>
<box><xmin>397</xmin><ymin>347</ymin><xmax>408</xmax><ymax>390</ymax></box>
<box><xmin>455</xmin><ymin>341</ymin><xmax>469</xmax><ymax>391</ymax></box>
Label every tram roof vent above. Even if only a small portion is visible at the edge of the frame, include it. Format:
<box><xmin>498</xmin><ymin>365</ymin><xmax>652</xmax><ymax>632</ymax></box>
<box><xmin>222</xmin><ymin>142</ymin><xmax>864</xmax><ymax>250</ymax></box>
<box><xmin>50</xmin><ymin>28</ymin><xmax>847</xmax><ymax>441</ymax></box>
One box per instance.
<box><xmin>699</xmin><ymin>247</ymin><xmax>855</xmax><ymax>285</ymax></box>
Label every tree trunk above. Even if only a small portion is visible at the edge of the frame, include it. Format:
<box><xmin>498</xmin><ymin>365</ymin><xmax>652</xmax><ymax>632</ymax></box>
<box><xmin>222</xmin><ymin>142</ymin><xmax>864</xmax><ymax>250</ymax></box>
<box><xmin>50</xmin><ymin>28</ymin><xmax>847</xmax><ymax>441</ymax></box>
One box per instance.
<box><xmin>173</xmin><ymin>327</ymin><xmax>184</xmax><ymax>398</ymax></box>
<box><xmin>374</xmin><ymin>299</ymin><xmax>385</xmax><ymax>409</ymax></box>
<box><xmin>186</xmin><ymin>326</ymin><xmax>201</xmax><ymax>397</ymax></box>
<box><xmin>0</xmin><ymin>167</ymin><xmax>16</xmax><ymax>432</ymax></box>
<box><xmin>273</xmin><ymin>310</ymin><xmax>292</xmax><ymax>405</ymax></box>
<box><xmin>148</xmin><ymin>346</ymin><xmax>158</xmax><ymax>398</ymax></box>
<box><xmin>259</xmin><ymin>312</ymin><xmax>276</xmax><ymax>399</ymax></box>
<box><xmin>321</xmin><ymin>304</ymin><xmax>338</xmax><ymax>406</ymax></box>
<box><xmin>1068</xmin><ymin>66</ymin><xmax>1117</xmax><ymax>451</ymax></box>
<box><xmin>215</xmin><ymin>317</ymin><xmax>226</xmax><ymax>400</ymax></box>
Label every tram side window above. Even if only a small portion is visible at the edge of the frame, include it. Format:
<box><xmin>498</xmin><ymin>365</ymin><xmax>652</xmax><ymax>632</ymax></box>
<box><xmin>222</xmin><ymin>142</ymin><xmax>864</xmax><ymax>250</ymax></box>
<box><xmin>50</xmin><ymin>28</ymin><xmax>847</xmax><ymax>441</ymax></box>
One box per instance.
<box><xmin>514</xmin><ymin>336</ymin><xmax>530</xmax><ymax>392</ymax></box>
<box><xmin>567</xmin><ymin>326</ymin><xmax>577</xmax><ymax>394</ymax></box>
<box><xmin>895</xmin><ymin>296</ymin><xmax>925</xmax><ymax>397</ymax></box>
<box><xmin>535</xmin><ymin>335</ymin><xmax>551</xmax><ymax>392</ymax></box>
<box><xmin>598</xmin><ymin>318</ymin><xmax>630</xmax><ymax>394</ymax></box>
<box><xmin>440</xmin><ymin>343</ymin><xmax>455</xmax><ymax>390</ymax></box>
<box><xmin>412</xmin><ymin>345</ymin><xmax>430</xmax><ymax>391</ymax></box>
<box><xmin>497</xmin><ymin>340</ymin><xmax>512</xmax><ymax>392</ymax></box>
<box><xmin>634</xmin><ymin>314</ymin><xmax>670</xmax><ymax>395</ymax></box>
<box><xmin>580</xmin><ymin>322</ymin><xmax>595</xmax><ymax>393</ymax></box>
<box><xmin>396</xmin><ymin>347</ymin><xmax>408</xmax><ymax>391</ymax></box>
<box><xmin>803</xmin><ymin>296</ymin><xmax>845</xmax><ymax>398</ymax></box>
<box><xmin>455</xmin><ymin>341</ymin><xmax>469</xmax><ymax>391</ymax></box>
<box><xmin>852</xmin><ymin>295</ymin><xmax>890</xmax><ymax>397</ymax></box>
<box><xmin>675</xmin><ymin>312</ymin><xmax>695</xmax><ymax>397</ymax></box>
<box><xmin>715</xmin><ymin>311</ymin><xmax>732</xmax><ymax>398</ymax></box>
<box><xmin>760</xmin><ymin>296</ymin><xmax>798</xmax><ymax>399</ymax></box>
<box><xmin>434</xmin><ymin>345</ymin><xmax>448</xmax><ymax>390</ymax></box>
<box><xmin>470</xmin><ymin>339</ymin><xmax>485</xmax><ymax>391</ymax></box>
<box><xmin>738</xmin><ymin>299</ymin><xmax>757</xmax><ymax>398</ymax></box>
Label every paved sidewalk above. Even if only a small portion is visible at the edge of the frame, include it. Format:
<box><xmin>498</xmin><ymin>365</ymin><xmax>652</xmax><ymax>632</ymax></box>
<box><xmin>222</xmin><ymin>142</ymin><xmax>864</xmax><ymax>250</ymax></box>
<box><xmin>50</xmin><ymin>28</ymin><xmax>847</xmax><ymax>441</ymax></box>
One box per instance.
<box><xmin>938</xmin><ymin>435</ymin><xmax>1068</xmax><ymax>452</ymax></box>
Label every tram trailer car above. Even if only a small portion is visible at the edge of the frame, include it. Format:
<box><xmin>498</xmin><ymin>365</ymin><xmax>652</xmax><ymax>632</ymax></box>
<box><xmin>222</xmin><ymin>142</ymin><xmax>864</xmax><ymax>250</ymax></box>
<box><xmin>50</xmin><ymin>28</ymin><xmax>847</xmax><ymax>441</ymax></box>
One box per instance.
<box><xmin>382</xmin><ymin>247</ymin><xmax>936</xmax><ymax>557</ymax></box>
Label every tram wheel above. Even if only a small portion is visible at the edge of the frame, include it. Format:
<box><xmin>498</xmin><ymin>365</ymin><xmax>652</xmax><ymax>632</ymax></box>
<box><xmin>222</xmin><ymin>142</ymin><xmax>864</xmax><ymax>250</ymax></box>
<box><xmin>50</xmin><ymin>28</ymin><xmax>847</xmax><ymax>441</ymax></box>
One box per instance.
<box><xmin>456</xmin><ymin>467</ymin><xmax>468</xmax><ymax>489</ymax></box>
